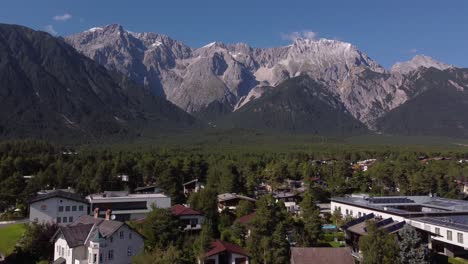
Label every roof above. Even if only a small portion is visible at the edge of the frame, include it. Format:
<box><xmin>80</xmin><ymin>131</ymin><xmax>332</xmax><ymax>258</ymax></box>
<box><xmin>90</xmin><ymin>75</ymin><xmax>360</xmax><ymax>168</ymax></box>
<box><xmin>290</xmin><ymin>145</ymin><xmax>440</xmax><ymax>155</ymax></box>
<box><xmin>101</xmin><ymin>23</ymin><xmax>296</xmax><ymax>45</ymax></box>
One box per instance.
<box><xmin>331</xmin><ymin>195</ymin><xmax>468</xmax><ymax>217</ymax></box>
<box><xmin>183</xmin><ymin>179</ymin><xmax>203</xmax><ymax>186</ymax></box>
<box><xmin>274</xmin><ymin>192</ymin><xmax>300</xmax><ymax>199</ymax></box>
<box><xmin>29</xmin><ymin>190</ymin><xmax>88</xmax><ymax>204</ymax></box>
<box><xmin>74</xmin><ymin>215</ymin><xmax>124</xmax><ymax>238</ymax></box>
<box><xmin>290</xmin><ymin>247</ymin><xmax>353</xmax><ymax>264</ymax></box>
<box><xmin>343</xmin><ymin>215</ymin><xmax>405</xmax><ymax>236</ymax></box>
<box><xmin>134</xmin><ymin>185</ymin><xmax>162</xmax><ymax>193</ymax></box>
<box><xmin>413</xmin><ymin>215</ymin><xmax>468</xmax><ymax>232</ymax></box>
<box><xmin>53</xmin><ymin>257</ymin><xmax>66</xmax><ymax>264</ymax></box>
<box><xmin>205</xmin><ymin>240</ymin><xmax>248</xmax><ymax>257</ymax></box>
<box><xmin>87</xmin><ymin>192</ymin><xmax>169</xmax><ymax>201</ymax></box>
<box><xmin>58</xmin><ymin>224</ymin><xmax>94</xmax><ymax>248</ymax></box>
<box><xmin>218</xmin><ymin>193</ymin><xmax>256</xmax><ymax>203</ymax></box>
<box><xmin>237</xmin><ymin>212</ymin><xmax>256</xmax><ymax>225</ymax></box>
<box><xmin>171</xmin><ymin>204</ymin><xmax>202</xmax><ymax>216</ymax></box>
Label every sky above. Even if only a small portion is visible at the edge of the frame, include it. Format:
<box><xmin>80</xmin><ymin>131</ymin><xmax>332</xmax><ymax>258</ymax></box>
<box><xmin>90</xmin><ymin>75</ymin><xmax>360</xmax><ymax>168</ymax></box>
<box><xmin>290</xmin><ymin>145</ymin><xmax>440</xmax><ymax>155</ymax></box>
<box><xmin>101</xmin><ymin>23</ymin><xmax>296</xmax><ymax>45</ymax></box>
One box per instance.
<box><xmin>1</xmin><ymin>0</ymin><xmax>467</xmax><ymax>68</ymax></box>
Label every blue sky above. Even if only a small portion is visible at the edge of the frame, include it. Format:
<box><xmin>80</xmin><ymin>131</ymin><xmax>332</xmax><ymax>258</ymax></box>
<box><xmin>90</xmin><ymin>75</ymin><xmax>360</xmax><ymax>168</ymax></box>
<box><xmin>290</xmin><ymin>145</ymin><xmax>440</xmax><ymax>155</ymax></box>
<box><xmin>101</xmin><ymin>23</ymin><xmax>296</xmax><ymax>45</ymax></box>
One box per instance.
<box><xmin>1</xmin><ymin>0</ymin><xmax>467</xmax><ymax>68</ymax></box>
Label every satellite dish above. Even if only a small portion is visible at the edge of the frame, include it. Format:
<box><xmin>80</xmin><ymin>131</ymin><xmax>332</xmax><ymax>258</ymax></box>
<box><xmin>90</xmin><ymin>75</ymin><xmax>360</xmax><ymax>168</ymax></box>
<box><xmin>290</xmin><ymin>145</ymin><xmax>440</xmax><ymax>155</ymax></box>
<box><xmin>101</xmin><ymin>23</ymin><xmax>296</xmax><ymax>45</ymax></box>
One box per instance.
<box><xmin>111</xmin><ymin>215</ymin><xmax>116</xmax><ymax>220</ymax></box>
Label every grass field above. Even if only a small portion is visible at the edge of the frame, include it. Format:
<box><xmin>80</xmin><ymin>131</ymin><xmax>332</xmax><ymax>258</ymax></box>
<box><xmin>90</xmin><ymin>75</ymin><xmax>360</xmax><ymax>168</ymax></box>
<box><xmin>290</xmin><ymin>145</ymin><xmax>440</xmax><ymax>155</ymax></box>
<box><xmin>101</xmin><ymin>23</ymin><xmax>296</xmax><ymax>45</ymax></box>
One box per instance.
<box><xmin>0</xmin><ymin>223</ymin><xmax>26</xmax><ymax>256</ymax></box>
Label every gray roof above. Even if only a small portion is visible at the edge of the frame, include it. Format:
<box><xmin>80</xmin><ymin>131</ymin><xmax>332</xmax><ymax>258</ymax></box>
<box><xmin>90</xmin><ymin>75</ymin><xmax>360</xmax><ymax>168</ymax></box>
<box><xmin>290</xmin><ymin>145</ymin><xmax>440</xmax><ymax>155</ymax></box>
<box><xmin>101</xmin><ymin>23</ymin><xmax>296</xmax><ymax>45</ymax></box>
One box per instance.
<box><xmin>413</xmin><ymin>215</ymin><xmax>468</xmax><ymax>233</ymax></box>
<box><xmin>218</xmin><ymin>193</ymin><xmax>256</xmax><ymax>203</ymax></box>
<box><xmin>331</xmin><ymin>195</ymin><xmax>468</xmax><ymax>217</ymax></box>
<box><xmin>291</xmin><ymin>247</ymin><xmax>354</xmax><ymax>264</ymax></box>
<box><xmin>29</xmin><ymin>190</ymin><xmax>88</xmax><ymax>204</ymax></box>
<box><xmin>53</xmin><ymin>257</ymin><xmax>66</xmax><ymax>264</ymax></box>
<box><xmin>54</xmin><ymin>215</ymin><xmax>130</xmax><ymax>248</ymax></box>
<box><xmin>58</xmin><ymin>224</ymin><xmax>94</xmax><ymax>248</ymax></box>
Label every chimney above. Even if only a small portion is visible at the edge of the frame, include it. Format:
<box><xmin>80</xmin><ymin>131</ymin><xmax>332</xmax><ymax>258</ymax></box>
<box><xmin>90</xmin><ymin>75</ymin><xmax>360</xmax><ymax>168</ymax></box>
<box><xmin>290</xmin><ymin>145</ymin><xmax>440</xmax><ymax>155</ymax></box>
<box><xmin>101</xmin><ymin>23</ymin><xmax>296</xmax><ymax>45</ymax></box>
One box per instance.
<box><xmin>105</xmin><ymin>209</ymin><xmax>112</xmax><ymax>221</ymax></box>
<box><xmin>94</xmin><ymin>208</ymin><xmax>99</xmax><ymax>219</ymax></box>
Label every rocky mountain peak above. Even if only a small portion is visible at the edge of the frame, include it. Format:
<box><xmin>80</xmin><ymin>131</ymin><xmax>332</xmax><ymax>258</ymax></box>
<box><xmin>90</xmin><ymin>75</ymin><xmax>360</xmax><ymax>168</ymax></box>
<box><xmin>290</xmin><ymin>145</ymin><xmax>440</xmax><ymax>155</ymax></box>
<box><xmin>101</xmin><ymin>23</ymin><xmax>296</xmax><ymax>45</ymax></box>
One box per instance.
<box><xmin>391</xmin><ymin>54</ymin><xmax>453</xmax><ymax>74</ymax></box>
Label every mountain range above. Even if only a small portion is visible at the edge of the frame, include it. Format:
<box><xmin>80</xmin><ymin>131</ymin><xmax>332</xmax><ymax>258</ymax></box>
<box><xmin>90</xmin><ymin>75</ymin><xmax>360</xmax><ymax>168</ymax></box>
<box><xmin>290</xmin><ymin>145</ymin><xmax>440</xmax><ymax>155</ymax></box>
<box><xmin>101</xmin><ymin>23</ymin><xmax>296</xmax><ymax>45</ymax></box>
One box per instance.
<box><xmin>0</xmin><ymin>23</ymin><xmax>467</xmax><ymax>140</ymax></box>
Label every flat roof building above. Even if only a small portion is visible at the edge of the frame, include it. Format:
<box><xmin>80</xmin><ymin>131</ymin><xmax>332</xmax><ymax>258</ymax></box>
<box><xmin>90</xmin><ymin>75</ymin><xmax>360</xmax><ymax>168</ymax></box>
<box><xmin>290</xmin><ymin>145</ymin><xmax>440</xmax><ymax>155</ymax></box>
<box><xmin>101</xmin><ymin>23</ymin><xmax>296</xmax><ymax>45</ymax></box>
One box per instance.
<box><xmin>331</xmin><ymin>194</ymin><xmax>468</xmax><ymax>258</ymax></box>
<box><xmin>86</xmin><ymin>191</ymin><xmax>171</xmax><ymax>221</ymax></box>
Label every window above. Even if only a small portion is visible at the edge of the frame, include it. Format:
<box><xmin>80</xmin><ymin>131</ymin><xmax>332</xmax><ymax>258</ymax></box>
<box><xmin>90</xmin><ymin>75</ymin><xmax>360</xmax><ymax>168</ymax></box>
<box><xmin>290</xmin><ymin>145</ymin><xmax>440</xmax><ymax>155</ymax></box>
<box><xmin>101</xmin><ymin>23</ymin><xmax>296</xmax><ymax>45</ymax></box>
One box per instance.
<box><xmin>57</xmin><ymin>217</ymin><xmax>61</xmax><ymax>223</ymax></box>
<box><xmin>108</xmin><ymin>250</ymin><xmax>114</xmax><ymax>260</ymax></box>
<box><xmin>79</xmin><ymin>205</ymin><xmax>84</xmax><ymax>211</ymax></box>
<box><xmin>350</xmin><ymin>210</ymin><xmax>353</xmax><ymax>216</ymax></box>
<box><xmin>69</xmin><ymin>216</ymin><xmax>73</xmax><ymax>223</ymax></box>
<box><xmin>129</xmin><ymin>232</ymin><xmax>132</xmax><ymax>240</ymax></box>
<box><xmin>346</xmin><ymin>209</ymin><xmax>349</xmax><ymax>215</ymax></box>
<box><xmin>93</xmin><ymin>253</ymin><xmax>97</xmax><ymax>264</ymax></box>
<box><xmin>63</xmin><ymin>217</ymin><xmax>67</xmax><ymax>223</ymax></box>
<box><xmin>61</xmin><ymin>247</ymin><xmax>64</xmax><ymax>257</ymax></box>
<box><xmin>435</xmin><ymin>227</ymin><xmax>440</xmax><ymax>235</ymax></box>
<box><xmin>110</xmin><ymin>236</ymin><xmax>113</xmax><ymax>243</ymax></box>
<box><xmin>120</xmin><ymin>231</ymin><xmax>124</xmax><ymax>239</ymax></box>
<box><xmin>358</xmin><ymin>212</ymin><xmax>362</xmax><ymax>217</ymax></box>
<box><xmin>72</xmin><ymin>206</ymin><xmax>77</xmax><ymax>211</ymax></box>
<box><xmin>65</xmin><ymin>206</ymin><xmax>70</xmax><ymax>212</ymax></box>
<box><xmin>127</xmin><ymin>246</ymin><xmax>132</xmax><ymax>256</ymax></box>
<box><xmin>458</xmin><ymin>233</ymin><xmax>463</xmax><ymax>243</ymax></box>
<box><xmin>58</xmin><ymin>206</ymin><xmax>64</xmax><ymax>212</ymax></box>
<box><xmin>99</xmin><ymin>253</ymin><xmax>102</xmax><ymax>263</ymax></box>
<box><xmin>447</xmin><ymin>230</ymin><xmax>452</xmax><ymax>241</ymax></box>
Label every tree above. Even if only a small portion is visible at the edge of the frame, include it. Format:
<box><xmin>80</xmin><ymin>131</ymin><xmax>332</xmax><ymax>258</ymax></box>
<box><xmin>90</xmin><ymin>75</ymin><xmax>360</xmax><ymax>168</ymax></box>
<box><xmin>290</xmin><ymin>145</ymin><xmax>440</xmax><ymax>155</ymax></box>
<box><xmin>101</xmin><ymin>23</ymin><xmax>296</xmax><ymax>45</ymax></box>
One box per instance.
<box><xmin>133</xmin><ymin>245</ymin><xmax>185</xmax><ymax>264</ymax></box>
<box><xmin>247</xmin><ymin>195</ymin><xmax>290</xmax><ymax>264</ymax></box>
<box><xmin>359</xmin><ymin>221</ymin><xmax>399</xmax><ymax>264</ymax></box>
<box><xmin>9</xmin><ymin>222</ymin><xmax>58</xmax><ymax>263</ymax></box>
<box><xmin>193</xmin><ymin>224</ymin><xmax>214</xmax><ymax>261</ymax></box>
<box><xmin>236</xmin><ymin>199</ymin><xmax>255</xmax><ymax>218</ymax></box>
<box><xmin>398</xmin><ymin>225</ymin><xmax>431</xmax><ymax>264</ymax></box>
<box><xmin>298</xmin><ymin>191</ymin><xmax>323</xmax><ymax>246</ymax></box>
<box><xmin>141</xmin><ymin>207</ymin><xmax>181</xmax><ymax>250</ymax></box>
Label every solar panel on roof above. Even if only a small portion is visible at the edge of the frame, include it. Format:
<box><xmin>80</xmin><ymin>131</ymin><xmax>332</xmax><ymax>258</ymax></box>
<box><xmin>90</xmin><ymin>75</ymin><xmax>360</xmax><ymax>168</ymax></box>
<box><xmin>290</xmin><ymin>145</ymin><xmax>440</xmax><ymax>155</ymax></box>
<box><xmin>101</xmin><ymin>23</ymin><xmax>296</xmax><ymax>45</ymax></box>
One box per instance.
<box><xmin>341</xmin><ymin>213</ymin><xmax>375</xmax><ymax>229</ymax></box>
<box><xmin>385</xmin><ymin>221</ymin><xmax>406</xmax><ymax>233</ymax></box>
<box><xmin>369</xmin><ymin>198</ymin><xmax>414</xmax><ymax>204</ymax></box>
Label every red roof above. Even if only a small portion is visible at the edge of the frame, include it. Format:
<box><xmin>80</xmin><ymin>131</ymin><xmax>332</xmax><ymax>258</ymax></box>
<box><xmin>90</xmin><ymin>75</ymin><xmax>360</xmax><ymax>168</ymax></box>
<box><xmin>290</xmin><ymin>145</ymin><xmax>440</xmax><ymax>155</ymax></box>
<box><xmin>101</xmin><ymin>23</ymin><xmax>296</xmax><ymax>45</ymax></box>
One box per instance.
<box><xmin>171</xmin><ymin>204</ymin><xmax>202</xmax><ymax>216</ymax></box>
<box><xmin>205</xmin><ymin>240</ymin><xmax>248</xmax><ymax>257</ymax></box>
<box><xmin>237</xmin><ymin>212</ymin><xmax>256</xmax><ymax>225</ymax></box>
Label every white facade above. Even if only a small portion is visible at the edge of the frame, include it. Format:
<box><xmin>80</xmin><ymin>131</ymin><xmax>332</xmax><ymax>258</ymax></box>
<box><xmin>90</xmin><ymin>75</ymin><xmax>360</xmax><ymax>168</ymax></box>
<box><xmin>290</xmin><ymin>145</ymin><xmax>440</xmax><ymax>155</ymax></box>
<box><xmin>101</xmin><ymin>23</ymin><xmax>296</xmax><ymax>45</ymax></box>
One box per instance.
<box><xmin>201</xmin><ymin>253</ymin><xmax>249</xmax><ymax>264</ymax></box>
<box><xmin>330</xmin><ymin>201</ymin><xmax>406</xmax><ymax>222</ymax></box>
<box><xmin>30</xmin><ymin>197</ymin><xmax>88</xmax><ymax>226</ymax></box>
<box><xmin>53</xmin><ymin>224</ymin><xmax>144</xmax><ymax>264</ymax></box>
<box><xmin>86</xmin><ymin>193</ymin><xmax>171</xmax><ymax>220</ymax></box>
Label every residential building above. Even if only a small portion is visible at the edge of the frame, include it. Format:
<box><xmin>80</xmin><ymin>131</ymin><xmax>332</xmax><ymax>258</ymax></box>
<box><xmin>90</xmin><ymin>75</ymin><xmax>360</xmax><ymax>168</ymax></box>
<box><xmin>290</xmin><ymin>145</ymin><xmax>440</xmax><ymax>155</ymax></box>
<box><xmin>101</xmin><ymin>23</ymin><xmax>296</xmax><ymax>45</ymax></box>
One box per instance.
<box><xmin>290</xmin><ymin>247</ymin><xmax>354</xmax><ymax>264</ymax></box>
<box><xmin>199</xmin><ymin>240</ymin><xmax>249</xmax><ymax>264</ymax></box>
<box><xmin>217</xmin><ymin>193</ymin><xmax>256</xmax><ymax>213</ymax></box>
<box><xmin>29</xmin><ymin>189</ymin><xmax>88</xmax><ymax>226</ymax></box>
<box><xmin>183</xmin><ymin>179</ymin><xmax>205</xmax><ymax>196</ymax></box>
<box><xmin>331</xmin><ymin>194</ymin><xmax>468</xmax><ymax>258</ymax></box>
<box><xmin>237</xmin><ymin>212</ymin><xmax>256</xmax><ymax>237</ymax></box>
<box><xmin>171</xmin><ymin>204</ymin><xmax>204</xmax><ymax>231</ymax></box>
<box><xmin>86</xmin><ymin>191</ymin><xmax>171</xmax><ymax>221</ymax></box>
<box><xmin>51</xmin><ymin>211</ymin><xmax>144</xmax><ymax>264</ymax></box>
<box><xmin>273</xmin><ymin>192</ymin><xmax>302</xmax><ymax>214</ymax></box>
<box><xmin>133</xmin><ymin>185</ymin><xmax>163</xmax><ymax>194</ymax></box>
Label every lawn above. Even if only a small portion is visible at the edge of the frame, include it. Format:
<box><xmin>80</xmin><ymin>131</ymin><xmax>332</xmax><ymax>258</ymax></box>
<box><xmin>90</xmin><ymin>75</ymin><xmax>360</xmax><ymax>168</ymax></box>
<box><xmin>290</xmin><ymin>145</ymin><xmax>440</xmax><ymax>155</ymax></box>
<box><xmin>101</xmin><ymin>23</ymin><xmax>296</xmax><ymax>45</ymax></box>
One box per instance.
<box><xmin>449</xmin><ymin>257</ymin><xmax>468</xmax><ymax>264</ymax></box>
<box><xmin>0</xmin><ymin>223</ymin><xmax>26</xmax><ymax>256</ymax></box>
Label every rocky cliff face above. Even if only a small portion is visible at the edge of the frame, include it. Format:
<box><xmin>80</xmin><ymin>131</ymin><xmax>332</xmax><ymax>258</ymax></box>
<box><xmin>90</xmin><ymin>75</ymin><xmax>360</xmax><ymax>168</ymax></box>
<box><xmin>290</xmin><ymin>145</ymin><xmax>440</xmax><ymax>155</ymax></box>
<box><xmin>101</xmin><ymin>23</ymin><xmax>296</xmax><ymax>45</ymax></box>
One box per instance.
<box><xmin>66</xmin><ymin>25</ymin><xmax>459</xmax><ymax>128</ymax></box>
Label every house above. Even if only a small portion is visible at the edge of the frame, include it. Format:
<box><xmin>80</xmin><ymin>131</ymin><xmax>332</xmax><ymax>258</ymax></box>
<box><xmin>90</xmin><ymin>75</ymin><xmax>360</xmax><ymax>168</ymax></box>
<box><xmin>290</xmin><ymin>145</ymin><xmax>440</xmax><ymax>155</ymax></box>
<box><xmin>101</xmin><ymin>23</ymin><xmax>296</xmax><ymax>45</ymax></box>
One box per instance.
<box><xmin>290</xmin><ymin>247</ymin><xmax>354</xmax><ymax>264</ymax></box>
<box><xmin>171</xmin><ymin>204</ymin><xmax>204</xmax><ymax>231</ymax></box>
<box><xmin>29</xmin><ymin>189</ymin><xmax>89</xmax><ymax>226</ymax></box>
<box><xmin>331</xmin><ymin>194</ymin><xmax>468</xmax><ymax>258</ymax></box>
<box><xmin>51</xmin><ymin>210</ymin><xmax>144</xmax><ymax>264</ymax></box>
<box><xmin>200</xmin><ymin>240</ymin><xmax>249</xmax><ymax>264</ymax></box>
<box><xmin>273</xmin><ymin>192</ymin><xmax>302</xmax><ymax>214</ymax></box>
<box><xmin>341</xmin><ymin>214</ymin><xmax>406</xmax><ymax>260</ymax></box>
<box><xmin>237</xmin><ymin>212</ymin><xmax>256</xmax><ymax>238</ymax></box>
<box><xmin>217</xmin><ymin>193</ymin><xmax>256</xmax><ymax>213</ymax></box>
<box><xmin>183</xmin><ymin>179</ymin><xmax>205</xmax><ymax>196</ymax></box>
<box><xmin>355</xmin><ymin>159</ymin><xmax>377</xmax><ymax>172</ymax></box>
<box><xmin>86</xmin><ymin>191</ymin><xmax>171</xmax><ymax>221</ymax></box>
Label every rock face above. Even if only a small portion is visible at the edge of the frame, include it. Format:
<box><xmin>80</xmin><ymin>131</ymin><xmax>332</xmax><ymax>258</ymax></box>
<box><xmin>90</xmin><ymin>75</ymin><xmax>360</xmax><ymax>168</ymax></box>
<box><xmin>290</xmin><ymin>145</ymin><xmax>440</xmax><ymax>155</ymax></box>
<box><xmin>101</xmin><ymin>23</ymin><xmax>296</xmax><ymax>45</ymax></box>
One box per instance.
<box><xmin>0</xmin><ymin>23</ymin><xmax>195</xmax><ymax>141</ymax></box>
<box><xmin>391</xmin><ymin>55</ymin><xmax>453</xmax><ymax>74</ymax></box>
<box><xmin>66</xmin><ymin>25</ymin><xmax>460</xmax><ymax>129</ymax></box>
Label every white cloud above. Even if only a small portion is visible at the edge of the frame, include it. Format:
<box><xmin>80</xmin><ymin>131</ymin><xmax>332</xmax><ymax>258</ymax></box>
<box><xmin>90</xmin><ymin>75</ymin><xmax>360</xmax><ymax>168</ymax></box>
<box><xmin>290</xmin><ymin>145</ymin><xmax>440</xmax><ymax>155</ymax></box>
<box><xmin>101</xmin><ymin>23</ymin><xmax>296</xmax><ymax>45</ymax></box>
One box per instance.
<box><xmin>44</xmin><ymin>25</ymin><xmax>57</xmax><ymax>35</ymax></box>
<box><xmin>409</xmin><ymin>48</ymin><xmax>418</xmax><ymax>53</ymax></box>
<box><xmin>53</xmin><ymin>13</ymin><xmax>72</xmax><ymax>22</ymax></box>
<box><xmin>281</xmin><ymin>30</ymin><xmax>318</xmax><ymax>41</ymax></box>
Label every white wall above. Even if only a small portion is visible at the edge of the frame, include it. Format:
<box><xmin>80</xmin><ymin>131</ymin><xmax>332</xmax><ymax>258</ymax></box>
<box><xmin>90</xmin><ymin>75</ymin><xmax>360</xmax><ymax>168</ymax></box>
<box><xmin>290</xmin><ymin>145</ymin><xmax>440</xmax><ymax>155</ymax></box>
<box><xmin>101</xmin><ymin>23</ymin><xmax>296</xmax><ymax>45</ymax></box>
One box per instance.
<box><xmin>409</xmin><ymin>219</ymin><xmax>468</xmax><ymax>249</ymax></box>
<box><xmin>30</xmin><ymin>197</ymin><xmax>88</xmax><ymax>225</ymax></box>
<box><xmin>330</xmin><ymin>201</ymin><xmax>406</xmax><ymax>222</ymax></box>
<box><xmin>54</xmin><ymin>237</ymin><xmax>73</xmax><ymax>264</ymax></box>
